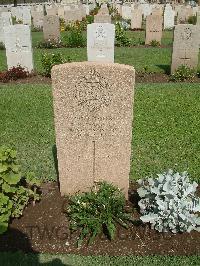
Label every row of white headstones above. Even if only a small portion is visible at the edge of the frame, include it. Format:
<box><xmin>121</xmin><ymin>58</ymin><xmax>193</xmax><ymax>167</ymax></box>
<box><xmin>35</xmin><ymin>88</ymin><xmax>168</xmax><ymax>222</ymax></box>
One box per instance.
<box><xmin>2</xmin><ymin>20</ymin><xmax>200</xmax><ymax>74</ymax></box>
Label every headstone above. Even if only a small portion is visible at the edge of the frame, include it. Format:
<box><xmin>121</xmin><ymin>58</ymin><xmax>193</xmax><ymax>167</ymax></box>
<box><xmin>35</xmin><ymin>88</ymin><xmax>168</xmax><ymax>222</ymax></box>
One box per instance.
<box><xmin>32</xmin><ymin>11</ymin><xmax>44</xmax><ymax>29</ymax></box>
<box><xmin>145</xmin><ymin>14</ymin><xmax>162</xmax><ymax>45</ymax></box>
<box><xmin>171</xmin><ymin>24</ymin><xmax>200</xmax><ymax>73</ymax></box>
<box><xmin>22</xmin><ymin>7</ymin><xmax>31</xmax><ymax>25</ymax></box>
<box><xmin>164</xmin><ymin>4</ymin><xmax>175</xmax><ymax>29</ymax></box>
<box><xmin>94</xmin><ymin>13</ymin><xmax>111</xmax><ymax>23</ymax></box>
<box><xmin>4</xmin><ymin>25</ymin><xmax>33</xmax><ymax>72</ymax></box>
<box><xmin>122</xmin><ymin>5</ymin><xmax>132</xmax><ymax>19</ymax></box>
<box><xmin>43</xmin><ymin>15</ymin><xmax>60</xmax><ymax>41</ymax></box>
<box><xmin>58</xmin><ymin>6</ymin><xmax>65</xmax><ymax>19</ymax></box>
<box><xmin>131</xmin><ymin>9</ymin><xmax>142</xmax><ymax>29</ymax></box>
<box><xmin>87</xmin><ymin>23</ymin><xmax>115</xmax><ymax>63</ymax></box>
<box><xmin>65</xmin><ymin>9</ymin><xmax>82</xmax><ymax>23</ymax></box>
<box><xmin>0</xmin><ymin>12</ymin><xmax>12</xmax><ymax>44</ymax></box>
<box><xmin>52</xmin><ymin>62</ymin><xmax>135</xmax><ymax>198</ymax></box>
<box><xmin>47</xmin><ymin>7</ymin><xmax>58</xmax><ymax>16</ymax></box>
<box><xmin>139</xmin><ymin>3</ymin><xmax>152</xmax><ymax>19</ymax></box>
<box><xmin>197</xmin><ymin>11</ymin><xmax>200</xmax><ymax>25</ymax></box>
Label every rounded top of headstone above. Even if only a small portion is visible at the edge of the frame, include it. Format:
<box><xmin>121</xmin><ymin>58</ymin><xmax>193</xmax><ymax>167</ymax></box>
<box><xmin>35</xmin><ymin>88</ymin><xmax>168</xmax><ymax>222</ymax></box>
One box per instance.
<box><xmin>51</xmin><ymin>61</ymin><xmax>135</xmax><ymax>74</ymax></box>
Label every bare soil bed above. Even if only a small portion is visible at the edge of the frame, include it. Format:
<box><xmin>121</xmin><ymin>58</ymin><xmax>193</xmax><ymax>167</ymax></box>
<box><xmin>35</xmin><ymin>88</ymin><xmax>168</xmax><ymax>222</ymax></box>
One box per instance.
<box><xmin>0</xmin><ymin>73</ymin><xmax>199</xmax><ymax>85</ymax></box>
<box><xmin>0</xmin><ymin>182</ymin><xmax>200</xmax><ymax>256</ymax></box>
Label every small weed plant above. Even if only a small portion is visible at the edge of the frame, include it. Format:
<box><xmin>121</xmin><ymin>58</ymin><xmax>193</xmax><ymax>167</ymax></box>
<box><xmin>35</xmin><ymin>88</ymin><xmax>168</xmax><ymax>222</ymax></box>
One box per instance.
<box><xmin>66</xmin><ymin>181</ymin><xmax>134</xmax><ymax>247</ymax></box>
<box><xmin>0</xmin><ymin>147</ymin><xmax>40</xmax><ymax>234</ymax></box>
<box><xmin>150</xmin><ymin>40</ymin><xmax>160</xmax><ymax>47</ymax></box>
<box><xmin>170</xmin><ymin>65</ymin><xmax>196</xmax><ymax>82</ymax></box>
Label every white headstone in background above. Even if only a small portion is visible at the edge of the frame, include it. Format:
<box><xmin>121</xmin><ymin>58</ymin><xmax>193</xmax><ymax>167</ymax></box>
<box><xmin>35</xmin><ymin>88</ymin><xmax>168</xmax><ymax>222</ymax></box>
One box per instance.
<box><xmin>131</xmin><ymin>9</ymin><xmax>142</xmax><ymax>29</ymax></box>
<box><xmin>122</xmin><ymin>5</ymin><xmax>132</xmax><ymax>19</ymax></box>
<box><xmin>22</xmin><ymin>7</ymin><xmax>31</xmax><ymax>25</ymax></box>
<box><xmin>87</xmin><ymin>23</ymin><xmax>115</xmax><ymax>63</ymax></box>
<box><xmin>4</xmin><ymin>25</ymin><xmax>34</xmax><ymax>72</ymax></box>
<box><xmin>139</xmin><ymin>3</ymin><xmax>152</xmax><ymax>19</ymax></box>
<box><xmin>164</xmin><ymin>4</ymin><xmax>175</xmax><ymax>29</ymax></box>
<box><xmin>0</xmin><ymin>12</ymin><xmax>12</xmax><ymax>44</ymax></box>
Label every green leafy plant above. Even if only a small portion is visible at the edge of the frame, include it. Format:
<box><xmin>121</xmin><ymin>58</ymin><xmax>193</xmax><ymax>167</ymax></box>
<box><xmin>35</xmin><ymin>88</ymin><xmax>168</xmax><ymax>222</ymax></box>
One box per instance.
<box><xmin>64</xmin><ymin>25</ymin><xmax>85</xmax><ymax>48</ymax></box>
<box><xmin>137</xmin><ymin>169</ymin><xmax>200</xmax><ymax>233</ymax></box>
<box><xmin>149</xmin><ymin>39</ymin><xmax>160</xmax><ymax>47</ymax></box>
<box><xmin>0</xmin><ymin>147</ymin><xmax>41</xmax><ymax>234</ymax></box>
<box><xmin>170</xmin><ymin>65</ymin><xmax>196</xmax><ymax>82</ymax></box>
<box><xmin>60</xmin><ymin>18</ymin><xmax>66</xmax><ymax>32</ymax></box>
<box><xmin>66</xmin><ymin>181</ymin><xmax>134</xmax><ymax>247</ymax></box>
<box><xmin>41</xmin><ymin>52</ymin><xmax>71</xmax><ymax>77</ymax></box>
<box><xmin>115</xmin><ymin>22</ymin><xmax>131</xmax><ymax>47</ymax></box>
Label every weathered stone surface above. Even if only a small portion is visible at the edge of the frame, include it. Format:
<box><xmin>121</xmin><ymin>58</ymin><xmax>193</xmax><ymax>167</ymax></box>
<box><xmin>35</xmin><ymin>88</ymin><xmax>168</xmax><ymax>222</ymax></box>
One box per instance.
<box><xmin>131</xmin><ymin>9</ymin><xmax>142</xmax><ymax>29</ymax></box>
<box><xmin>43</xmin><ymin>15</ymin><xmax>60</xmax><ymax>41</ymax></box>
<box><xmin>122</xmin><ymin>5</ymin><xmax>132</xmax><ymax>20</ymax></box>
<box><xmin>22</xmin><ymin>7</ymin><xmax>31</xmax><ymax>25</ymax></box>
<box><xmin>87</xmin><ymin>23</ymin><xmax>115</xmax><ymax>63</ymax></box>
<box><xmin>52</xmin><ymin>62</ymin><xmax>135</xmax><ymax>198</ymax></box>
<box><xmin>164</xmin><ymin>4</ymin><xmax>175</xmax><ymax>29</ymax></box>
<box><xmin>171</xmin><ymin>24</ymin><xmax>200</xmax><ymax>73</ymax></box>
<box><xmin>94</xmin><ymin>14</ymin><xmax>111</xmax><ymax>23</ymax></box>
<box><xmin>4</xmin><ymin>24</ymin><xmax>33</xmax><ymax>72</ymax></box>
<box><xmin>145</xmin><ymin>14</ymin><xmax>162</xmax><ymax>45</ymax></box>
<box><xmin>32</xmin><ymin>11</ymin><xmax>44</xmax><ymax>29</ymax></box>
<box><xmin>0</xmin><ymin>12</ymin><xmax>12</xmax><ymax>44</ymax></box>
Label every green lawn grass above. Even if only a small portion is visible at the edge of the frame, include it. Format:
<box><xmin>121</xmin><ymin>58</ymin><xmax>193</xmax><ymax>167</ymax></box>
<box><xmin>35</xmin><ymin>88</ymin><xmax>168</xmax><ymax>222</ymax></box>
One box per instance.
<box><xmin>1</xmin><ymin>83</ymin><xmax>200</xmax><ymax>183</ymax></box>
<box><xmin>0</xmin><ymin>252</ymin><xmax>200</xmax><ymax>266</ymax></box>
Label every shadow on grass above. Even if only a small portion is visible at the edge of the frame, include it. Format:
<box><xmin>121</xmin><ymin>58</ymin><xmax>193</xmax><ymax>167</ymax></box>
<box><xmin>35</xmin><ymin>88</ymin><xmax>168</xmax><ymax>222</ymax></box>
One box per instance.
<box><xmin>156</xmin><ymin>64</ymin><xmax>171</xmax><ymax>75</ymax></box>
<box><xmin>0</xmin><ymin>228</ymin><xmax>68</xmax><ymax>265</ymax></box>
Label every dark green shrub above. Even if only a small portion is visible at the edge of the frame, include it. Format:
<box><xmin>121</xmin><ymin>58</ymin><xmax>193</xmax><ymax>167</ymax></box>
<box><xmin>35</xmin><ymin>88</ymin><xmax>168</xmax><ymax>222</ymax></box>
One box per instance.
<box><xmin>170</xmin><ymin>65</ymin><xmax>196</xmax><ymax>82</ymax></box>
<box><xmin>0</xmin><ymin>42</ymin><xmax>5</xmax><ymax>50</ymax></box>
<box><xmin>0</xmin><ymin>147</ymin><xmax>40</xmax><ymax>234</ymax></box>
<box><xmin>115</xmin><ymin>22</ymin><xmax>131</xmax><ymax>47</ymax></box>
<box><xmin>188</xmin><ymin>15</ymin><xmax>197</xmax><ymax>25</ymax></box>
<box><xmin>86</xmin><ymin>15</ymin><xmax>94</xmax><ymax>24</ymax></box>
<box><xmin>64</xmin><ymin>25</ymin><xmax>85</xmax><ymax>47</ymax></box>
<box><xmin>41</xmin><ymin>52</ymin><xmax>71</xmax><ymax>77</ymax></box>
<box><xmin>66</xmin><ymin>181</ymin><xmax>134</xmax><ymax>247</ymax></box>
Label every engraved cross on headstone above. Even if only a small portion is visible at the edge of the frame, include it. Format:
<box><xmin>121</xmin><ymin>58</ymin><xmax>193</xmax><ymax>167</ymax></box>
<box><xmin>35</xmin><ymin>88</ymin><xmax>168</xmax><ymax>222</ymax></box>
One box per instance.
<box><xmin>180</xmin><ymin>50</ymin><xmax>191</xmax><ymax>64</ymax></box>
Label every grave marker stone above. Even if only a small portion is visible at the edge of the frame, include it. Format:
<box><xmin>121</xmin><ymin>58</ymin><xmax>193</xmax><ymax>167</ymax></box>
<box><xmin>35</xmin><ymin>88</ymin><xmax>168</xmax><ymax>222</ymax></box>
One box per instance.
<box><xmin>164</xmin><ymin>4</ymin><xmax>175</xmax><ymax>29</ymax></box>
<box><xmin>131</xmin><ymin>9</ymin><xmax>142</xmax><ymax>29</ymax></box>
<box><xmin>171</xmin><ymin>24</ymin><xmax>200</xmax><ymax>73</ymax></box>
<box><xmin>87</xmin><ymin>23</ymin><xmax>115</xmax><ymax>63</ymax></box>
<box><xmin>0</xmin><ymin>12</ymin><xmax>12</xmax><ymax>44</ymax></box>
<box><xmin>52</xmin><ymin>62</ymin><xmax>135</xmax><ymax>198</ymax></box>
<box><xmin>145</xmin><ymin>14</ymin><xmax>162</xmax><ymax>45</ymax></box>
<box><xmin>4</xmin><ymin>24</ymin><xmax>33</xmax><ymax>72</ymax></box>
<box><xmin>43</xmin><ymin>15</ymin><xmax>60</xmax><ymax>41</ymax></box>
